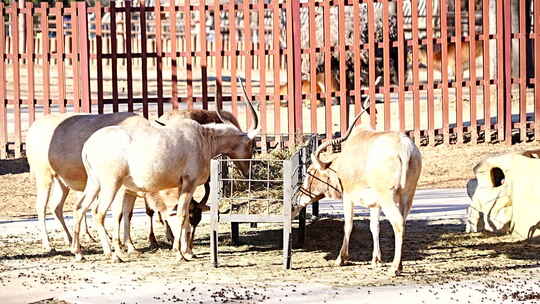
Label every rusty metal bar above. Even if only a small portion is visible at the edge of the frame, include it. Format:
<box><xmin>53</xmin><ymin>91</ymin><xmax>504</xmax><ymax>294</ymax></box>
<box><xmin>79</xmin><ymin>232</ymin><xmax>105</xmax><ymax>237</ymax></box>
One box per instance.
<box><xmin>272</xmin><ymin>0</ymin><xmax>281</xmax><ymax>135</ymax></box>
<box><xmin>519</xmin><ymin>0</ymin><xmax>527</xmax><ymax>142</ymax></box>
<box><xmin>154</xmin><ymin>1</ymin><xmax>163</xmax><ymax>117</ymax></box>
<box><xmin>382</xmin><ymin>0</ymin><xmax>391</xmax><ymax>131</ymax></box>
<box><xmin>96</xmin><ymin>1</ymin><xmax>104</xmax><ymax>114</ymax></box>
<box><xmin>426</xmin><ymin>0</ymin><xmax>434</xmax><ymax>144</ymax></box>
<box><xmin>11</xmin><ymin>2</ymin><xmax>21</xmax><ymax>157</ymax></box>
<box><xmin>455</xmin><ymin>0</ymin><xmax>464</xmax><ymax>144</ymax></box>
<box><xmin>397</xmin><ymin>0</ymin><xmax>405</xmax><ymax>132</ymax></box>
<box><xmin>308</xmin><ymin>0</ymin><xmax>317</xmax><ymax>133</ymax></box>
<box><xmin>77</xmin><ymin>1</ymin><xmax>91</xmax><ymax>113</ymax></box>
<box><xmin>323</xmin><ymin>0</ymin><xmax>332</xmax><ymax>138</ymax></box>
<box><xmin>469</xmin><ymin>0</ymin><xmax>478</xmax><ymax>143</ymax></box>
<box><xmin>243</xmin><ymin>0</ymin><xmax>253</xmax><ymax>129</ymax></box>
<box><xmin>54</xmin><ymin>2</ymin><xmax>65</xmax><ymax>113</ymax></box>
<box><xmin>482</xmin><ymin>0</ymin><xmax>492</xmax><ymax>139</ymax></box>
<box><xmin>0</xmin><ymin>2</ymin><xmax>6</xmax><ymax>158</ymax></box>
<box><xmin>258</xmin><ymin>0</ymin><xmax>267</xmax><ymax>136</ymax></box>
<box><xmin>367</xmin><ymin>1</ymin><xmax>376</xmax><ymax>129</ymax></box>
<box><xmin>26</xmin><ymin>2</ymin><xmax>35</xmax><ymax>122</ymax></box>
<box><xmin>536</xmin><ymin>0</ymin><xmax>540</xmax><ymax>139</ymax></box>
<box><xmin>125</xmin><ymin>0</ymin><xmax>134</xmax><ymax>112</ymax></box>
<box><xmin>441</xmin><ymin>0</ymin><xmax>449</xmax><ymax>144</ymax></box>
<box><xmin>503</xmin><ymin>0</ymin><xmax>513</xmax><ymax>145</ymax></box>
<box><xmin>229</xmin><ymin>0</ymin><xmax>238</xmax><ymax>116</ymax></box>
<box><xmin>169</xmin><ymin>0</ymin><xmax>178</xmax><ymax>109</ymax></box>
<box><xmin>110</xmin><ymin>1</ymin><xmax>119</xmax><ymax>112</ymax></box>
<box><xmin>140</xmin><ymin>0</ymin><xmax>149</xmax><ymax>117</ymax></box>
<box><xmin>39</xmin><ymin>2</ymin><xmax>50</xmax><ymax>115</ymax></box>
<box><xmin>184</xmin><ymin>0</ymin><xmax>193</xmax><ymax>109</ymax></box>
<box><xmin>200</xmin><ymin>0</ymin><xmax>208</xmax><ymax>110</ymax></box>
<box><xmin>352</xmin><ymin>0</ymin><xmax>362</xmax><ymax>122</ymax></box>
<box><xmin>214</xmin><ymin>0</ymin><xmax>223</xmax><ymax>116</ymax></box>
<box><xmin>411</xmin><ymin>0</ymin><xmax>420</xmax><ymax>144</ymax></box>
<box><xmin>338</xmin><ymin>0</ymin><xmax>347</xmax><ymax>135</ymax></box>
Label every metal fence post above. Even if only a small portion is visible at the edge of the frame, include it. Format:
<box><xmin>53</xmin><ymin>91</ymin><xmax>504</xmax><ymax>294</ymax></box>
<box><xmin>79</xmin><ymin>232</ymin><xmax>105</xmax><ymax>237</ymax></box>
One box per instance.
<box><xmin>77</xmin><ymin>0</ymin><xmax>91</xmax><ymax>113</ymax></box>
<box><xmin>290</xmin><ymin>0</ymin><xmax>303</xmax><ymax>144</ymax></box>
<box><xmin>503</xmin><ymin>0</ymin><xmax>513</xmax><ymax>145</ymax></box>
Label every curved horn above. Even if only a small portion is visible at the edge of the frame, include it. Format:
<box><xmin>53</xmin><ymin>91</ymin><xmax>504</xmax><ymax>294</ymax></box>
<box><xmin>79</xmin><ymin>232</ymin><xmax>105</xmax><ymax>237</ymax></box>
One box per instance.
<box><xmin>313</xmin><ymin>108</ymin><xmax>368</xmax><ymax>168</ymax></box>
<box><xmin>239</xmin><ymin>77</ymin><xmax>259</xmax><ymax>135</ymax></box>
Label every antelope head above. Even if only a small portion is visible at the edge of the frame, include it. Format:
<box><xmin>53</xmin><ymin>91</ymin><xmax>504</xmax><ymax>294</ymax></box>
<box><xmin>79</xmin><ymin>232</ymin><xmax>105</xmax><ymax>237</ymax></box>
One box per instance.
<box><xmin>292</xmin><ymin>108</ymin><xmax>368</xmax><ymax>217</ymax></box>
<box><xmin>215</xmin><ymin>77</ymin><xmax>259</xmax><ymax>177</ymax></box>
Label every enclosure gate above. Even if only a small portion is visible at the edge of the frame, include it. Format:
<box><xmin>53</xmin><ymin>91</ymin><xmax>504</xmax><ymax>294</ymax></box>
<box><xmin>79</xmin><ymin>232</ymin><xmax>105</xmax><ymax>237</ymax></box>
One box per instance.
<box><xmin>1</xmin><ymin>0</ymin><xmax>540</xmax><ymax>158</ymax></box>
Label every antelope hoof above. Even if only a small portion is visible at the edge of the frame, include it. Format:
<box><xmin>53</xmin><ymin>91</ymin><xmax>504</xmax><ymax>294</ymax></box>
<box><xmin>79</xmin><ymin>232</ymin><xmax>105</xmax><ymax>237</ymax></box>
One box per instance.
<box><xmin>388</xmin><ymin>264</ymin><xmax>403</xmax><ymax>277</ymax></box>
<box><xmin>335</xmin><ymin>256</ymin><xmax>348</xmax><ymax>266</ymax></box>
<box><xmin>44</xmin><ymin>246</ymin><xmax>56</xmax><ymax>254</ymax></box>
<box><xmin>111</xmin><ymin>254</ymin><xmax>124</xmax><ymax>263</ymax></box>
<box><xmin>182</xmin><ymin>251</ymin><xmax>194</xmax><ymax>261</ymax></box>
<box><xmin>127</xmin><ymin>247</ymin><xmax>141</xmax><ymax>256</ymax></box>
<box><xmin>74</xmin><ymin>253</ymin><xmax>85</xmax><ymax>262</ymax></box>
<box><xmin>371</xmin><ymin>256</ymin><xmax>382</xmax><ymax>267</ymax></box>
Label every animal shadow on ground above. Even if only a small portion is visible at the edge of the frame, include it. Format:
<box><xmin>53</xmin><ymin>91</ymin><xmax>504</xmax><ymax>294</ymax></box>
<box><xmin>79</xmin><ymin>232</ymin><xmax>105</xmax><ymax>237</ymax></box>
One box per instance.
<box><xmin>194</xmin><ymin>217</ymin><xmax>540</xmax><ymax>272</ymax></box>
<box><xmin>0</xmin><ymin>158</ymin><xmax>29</xmax><ymax>175</ymax></box>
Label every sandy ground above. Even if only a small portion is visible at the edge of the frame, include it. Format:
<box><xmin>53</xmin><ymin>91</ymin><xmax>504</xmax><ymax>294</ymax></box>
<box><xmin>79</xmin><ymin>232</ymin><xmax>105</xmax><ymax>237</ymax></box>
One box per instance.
<box><xmin>0</xmin><ymin>195</ymin><xmax>539</xmax><ymax>303</ymax></box>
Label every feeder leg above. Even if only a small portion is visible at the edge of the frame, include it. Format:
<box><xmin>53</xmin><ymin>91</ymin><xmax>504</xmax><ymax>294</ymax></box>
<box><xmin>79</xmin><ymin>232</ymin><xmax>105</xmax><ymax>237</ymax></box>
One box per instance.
<box><xmin>231</xmin><ymin>222</ymin><xmax>240</xmax><ymax>245</ymax></box>
<box><xmin>210</xmin><ymin>219</ymin><xmax>218</xmax><ymax>268</ymax></box>
<box><xmin>283</xmin><ymin>221</ymin><xmax>292</xmax><ymax>269</ymax></box>
<box><xmin>298</xmin><ymin>207</ymin><xmax>306</xmax><ymax>247</ymax></box>
<box><xmin>312</xmin><ymin>201</ymin><xmax>320</xmax><ymax>218</ymax></box>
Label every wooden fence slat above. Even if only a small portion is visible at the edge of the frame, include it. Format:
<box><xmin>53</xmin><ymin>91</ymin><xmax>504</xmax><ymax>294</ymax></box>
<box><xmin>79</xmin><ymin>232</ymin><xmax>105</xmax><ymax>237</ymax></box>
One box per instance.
<box><xmin>214</xmin><ymin>0</ymin><xmax>223</xmax><ymax>117</ymax></box>
<box><xmin>70</xmin><ymin>5</ymin><xmax>80</xmax><ymax>112</ymax></box>
<box><xmin>229</xmin><ymin>0</ymin><xmax>238</xmax><ymax>117</ymax></box>
<box><xmin>291</xmin><ymin>0</ymin><xmax>302</xmax><ymax>140</ymax></box>
<box><xmin>455</xmin><ymin>0</ymin><xmax>464</xmax><ymax>144</ymax></box>
<box><xmin>55</xmin><ymin>3</ymin><xmax>65</xmax><ymax>113</ymax></box>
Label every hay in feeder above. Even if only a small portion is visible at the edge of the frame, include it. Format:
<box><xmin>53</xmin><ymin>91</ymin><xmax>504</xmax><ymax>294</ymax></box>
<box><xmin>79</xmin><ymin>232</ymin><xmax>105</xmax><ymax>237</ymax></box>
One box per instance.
<box><xmin>219</xmin><ymin>147</ymin><xmax>301</xmax><ymax>215</ymax></box>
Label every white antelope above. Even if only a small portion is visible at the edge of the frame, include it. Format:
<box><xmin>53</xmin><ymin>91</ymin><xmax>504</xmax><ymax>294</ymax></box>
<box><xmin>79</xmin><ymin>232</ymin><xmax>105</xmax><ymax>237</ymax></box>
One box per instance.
<box><xmin>292</xmin><ymin>110</ymin><xmax>422</xmax><ymax>276</ymax></box>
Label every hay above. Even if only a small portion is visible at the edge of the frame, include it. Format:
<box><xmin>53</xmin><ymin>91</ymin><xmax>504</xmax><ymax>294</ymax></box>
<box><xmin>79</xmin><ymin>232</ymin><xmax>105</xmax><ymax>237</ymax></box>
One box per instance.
<box><xmin>219</xmin><ymin>147</ymin><xmax>300</xmax><ymax>215</ymax></box>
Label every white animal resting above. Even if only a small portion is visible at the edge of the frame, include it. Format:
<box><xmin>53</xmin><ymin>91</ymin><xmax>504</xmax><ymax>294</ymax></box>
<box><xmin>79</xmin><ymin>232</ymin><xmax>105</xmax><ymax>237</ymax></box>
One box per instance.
<box><xmin>292</xmin><ymin>110</ymin><xmax>422</xmax><ymax>276</ymax></box>
<box><xmin>73</xmin><ymin>82</ymin><xmax>260</xmax><ymax>262</ymax></box>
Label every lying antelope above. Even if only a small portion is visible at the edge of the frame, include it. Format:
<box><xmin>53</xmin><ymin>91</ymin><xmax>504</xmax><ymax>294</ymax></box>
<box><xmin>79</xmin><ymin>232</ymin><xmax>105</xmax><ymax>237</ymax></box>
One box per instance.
<box><xmin>292</xmin><ymin>109</ymin><xmax>422</xmax><ymax>276</ymax></box>
<box><xmin>72</xmin><ymin>79</ymin><xmax>259</xmax><ymax>262</ymax></box>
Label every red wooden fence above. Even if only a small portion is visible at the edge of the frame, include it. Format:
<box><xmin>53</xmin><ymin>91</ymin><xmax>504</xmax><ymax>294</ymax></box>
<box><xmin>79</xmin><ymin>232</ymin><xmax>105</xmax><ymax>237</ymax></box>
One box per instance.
<box><xmin>0</xmin><ymin>0</ymin><xmax>539</xmax><ymax>158</ymax></box>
